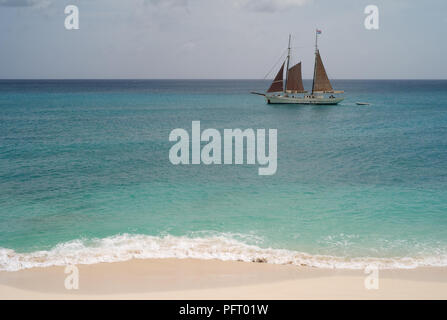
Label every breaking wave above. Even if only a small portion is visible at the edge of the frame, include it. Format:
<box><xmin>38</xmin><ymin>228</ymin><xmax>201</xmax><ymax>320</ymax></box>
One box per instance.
<box><xmin>1</xmin><ymin>233</ymin><xmax>447</xmax><ymax>271</ymax></box>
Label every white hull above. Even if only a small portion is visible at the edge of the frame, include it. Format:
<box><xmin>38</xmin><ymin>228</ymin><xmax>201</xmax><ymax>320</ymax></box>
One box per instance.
<box><xmin>265</xmin><ymin>94</ymin><xmax>343</xmax><ymax>105</ymax></box>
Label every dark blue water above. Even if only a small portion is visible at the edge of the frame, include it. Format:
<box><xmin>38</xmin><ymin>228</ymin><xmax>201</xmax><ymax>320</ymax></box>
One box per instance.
<box><xmin>0</xmin><ymin>80</ymin><xmax>446</xmax><ymax>270</ymax></box>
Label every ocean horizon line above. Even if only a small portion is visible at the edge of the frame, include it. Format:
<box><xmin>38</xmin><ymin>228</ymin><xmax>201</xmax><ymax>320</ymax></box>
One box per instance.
<box><xmin>1</xmin><ymin>78</ymin><xmax>447</xmax><ymax>81</ymax></box>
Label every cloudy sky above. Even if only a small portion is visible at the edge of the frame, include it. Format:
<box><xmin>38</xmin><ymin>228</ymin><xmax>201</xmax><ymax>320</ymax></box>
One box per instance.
<box><xmin>0</xmin><ymin>0</ymin><xmax>446</xmax><ymax>79</ymax></box>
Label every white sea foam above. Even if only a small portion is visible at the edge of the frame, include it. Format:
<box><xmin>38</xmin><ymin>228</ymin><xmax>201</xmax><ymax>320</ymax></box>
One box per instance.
<box><xmin>1</xmin><ymin>233</ymin><xmax>446</xmax><ymax>271</ymax></box>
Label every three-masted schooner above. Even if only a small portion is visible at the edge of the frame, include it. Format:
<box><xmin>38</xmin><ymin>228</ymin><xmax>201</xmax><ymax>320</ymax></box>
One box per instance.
<box><xmin>253</xmin><ymin>30</ymin><xmax>344</xmax><ymax>105</ymax></box>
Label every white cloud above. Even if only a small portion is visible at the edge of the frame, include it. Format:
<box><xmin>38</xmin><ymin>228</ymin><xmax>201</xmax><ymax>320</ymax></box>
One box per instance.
<box><xmin>0</xmin><ymin>0</ymin><xmax>51</xmax><ymax>7</ymax></box>
<box><xmin>143</xmin><ymin>0</ymin><xmax>188</xmax><ymax>8</ymax></box>
<box><xmin>233</xmin><ymin>0</ymin><xmax>311</xmax><ymax>12</ymax></box>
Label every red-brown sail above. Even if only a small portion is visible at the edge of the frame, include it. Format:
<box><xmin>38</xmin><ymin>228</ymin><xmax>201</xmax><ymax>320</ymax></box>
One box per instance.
<box><xmin>312</xmin><ymin>50</ymin><xmax>333</xmax><ymax>93</ymax></box>
<box><xmin>267</xmin><ymin>62</ymin><xmax>285</xmax><ymax>93</ymax></box>
<box><xmin>286</xmin><ymin>62</ymin><xmax>305</xmax><ymax>93</ymax></box>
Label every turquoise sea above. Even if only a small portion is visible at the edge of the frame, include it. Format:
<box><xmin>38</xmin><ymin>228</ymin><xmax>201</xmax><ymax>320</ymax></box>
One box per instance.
<box><xmin>0</xmin><ymin>79</ymin><xmax>446</xmax><ymax>270</ymax></box>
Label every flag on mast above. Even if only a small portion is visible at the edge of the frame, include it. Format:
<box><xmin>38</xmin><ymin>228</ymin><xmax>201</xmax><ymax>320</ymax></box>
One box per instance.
<box><xmin>316</xmin><ymin>29</ymin><xmax>322</xmax><ymax>34</ymax></box>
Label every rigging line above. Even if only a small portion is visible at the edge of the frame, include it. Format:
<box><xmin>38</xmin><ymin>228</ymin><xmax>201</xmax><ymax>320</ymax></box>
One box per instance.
<box><xmin>262</xmin><ymin>48</ymin><xmax>288</xmax><ymax>80</ymax></box>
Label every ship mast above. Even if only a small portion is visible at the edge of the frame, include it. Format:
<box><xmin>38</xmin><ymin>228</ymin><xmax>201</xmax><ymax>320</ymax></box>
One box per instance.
<box><xmin>284</xmin><ymin>34</ymin><xmax>291</xmax><ymax>94</ymax></box>
<box><xmin>311</xmin><ymin>29</ymin><xmax>319</xmax><ymax>95</ymax></box>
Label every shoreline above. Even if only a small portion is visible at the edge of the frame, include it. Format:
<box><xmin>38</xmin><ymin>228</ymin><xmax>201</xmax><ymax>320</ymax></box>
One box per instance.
<box><xmin>1</xmin><ymin>258</ymin><xmax>446</xmax><ymax>299</ymax></box>
<box><xmin>2</xmin><ymin>233</ymin><xmax>446</xmax><ymax>271</ymax></box>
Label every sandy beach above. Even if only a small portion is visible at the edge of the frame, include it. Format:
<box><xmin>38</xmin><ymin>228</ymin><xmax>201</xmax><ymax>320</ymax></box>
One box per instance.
<box><xmin>1</xmin><ymin>258</ymin><xmax>446</xmax><ymax>299</ymax></box>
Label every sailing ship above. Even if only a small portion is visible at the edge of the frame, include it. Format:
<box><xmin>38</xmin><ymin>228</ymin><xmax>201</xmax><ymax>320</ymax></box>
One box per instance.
<box><xmin>252</xmin><ymin>30</ymin><xmax>344</xmax><ymax>105</ymax></box>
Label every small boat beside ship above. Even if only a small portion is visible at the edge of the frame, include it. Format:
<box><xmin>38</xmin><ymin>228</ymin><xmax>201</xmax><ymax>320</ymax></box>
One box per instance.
<box><xmin>252</xmin><ymin>30</ymin><xmax>344</xmax><ymax>105</ymax></box>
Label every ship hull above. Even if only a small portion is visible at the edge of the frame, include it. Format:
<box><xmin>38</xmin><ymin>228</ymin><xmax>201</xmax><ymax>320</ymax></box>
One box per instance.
<box><xmin>265</xmin><ymin>95</ymin><xmax>344</xmax><ymax>105</ymax></box>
